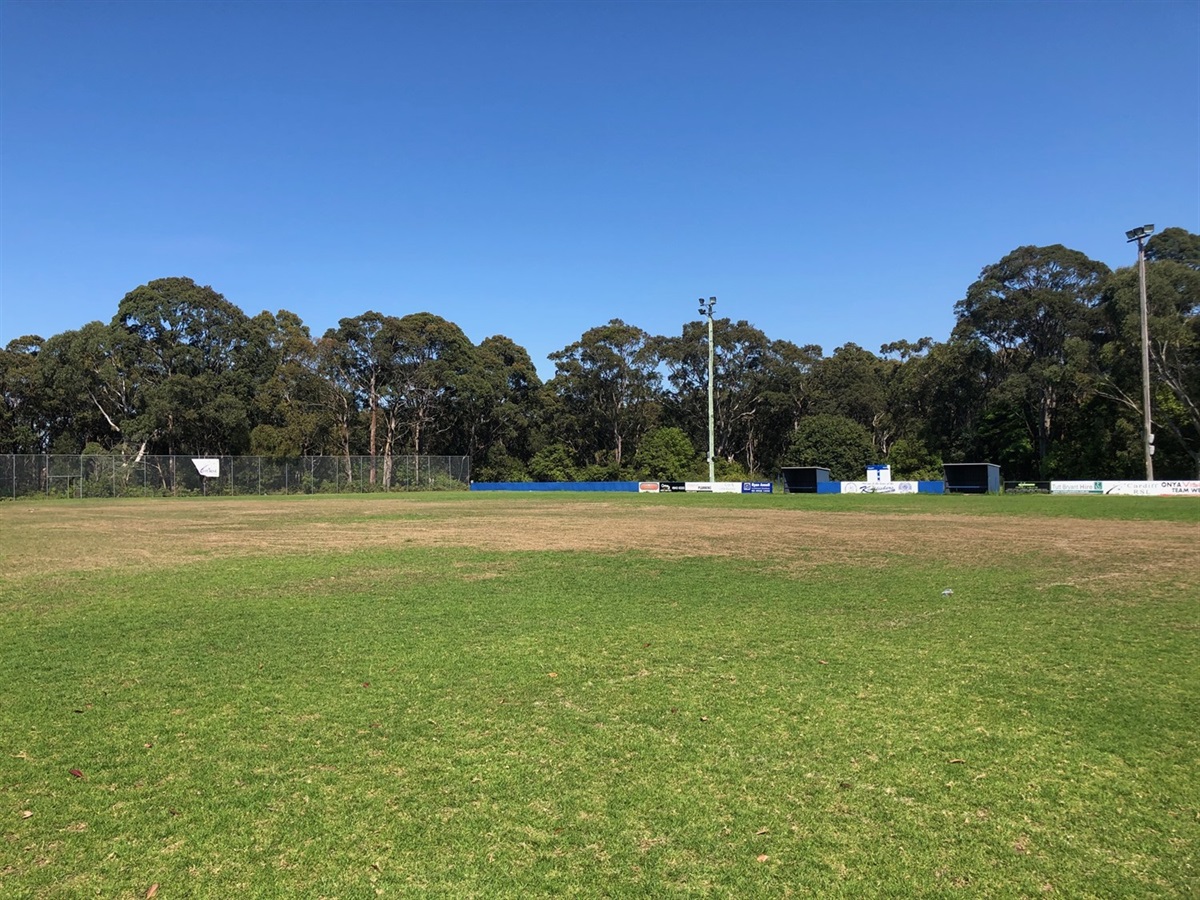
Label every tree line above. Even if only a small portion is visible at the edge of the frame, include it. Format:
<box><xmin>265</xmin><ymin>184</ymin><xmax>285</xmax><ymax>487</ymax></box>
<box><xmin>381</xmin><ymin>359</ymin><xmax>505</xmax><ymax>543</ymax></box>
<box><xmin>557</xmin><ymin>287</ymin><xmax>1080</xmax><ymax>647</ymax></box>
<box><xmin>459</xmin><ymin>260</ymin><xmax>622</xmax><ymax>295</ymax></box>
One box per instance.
<box><xmin>2</xmin><ymin>229</ymin><xmax>1198</xmax><ymax>482</ymax></box>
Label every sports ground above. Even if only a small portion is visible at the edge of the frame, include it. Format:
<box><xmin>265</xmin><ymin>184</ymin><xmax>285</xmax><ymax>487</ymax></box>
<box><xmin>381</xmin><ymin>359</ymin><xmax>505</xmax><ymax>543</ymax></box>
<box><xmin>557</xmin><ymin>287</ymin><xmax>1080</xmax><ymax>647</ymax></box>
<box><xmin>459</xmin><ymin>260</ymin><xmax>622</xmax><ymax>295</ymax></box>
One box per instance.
<box><xmin>1</xmin><ymin>493</ymin><xmax>1196</xmax><ymax>897</ymax></box>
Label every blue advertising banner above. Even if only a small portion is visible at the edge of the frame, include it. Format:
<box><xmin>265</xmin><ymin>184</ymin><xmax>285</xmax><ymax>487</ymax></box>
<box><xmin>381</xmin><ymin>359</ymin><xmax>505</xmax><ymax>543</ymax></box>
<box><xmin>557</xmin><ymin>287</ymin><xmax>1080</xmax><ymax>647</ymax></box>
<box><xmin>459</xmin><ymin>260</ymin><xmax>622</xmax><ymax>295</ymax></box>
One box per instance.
<box><xmin>741</xmin><ymin>482</ymin><xmax>773</xmax><ymax>493</ymax></box>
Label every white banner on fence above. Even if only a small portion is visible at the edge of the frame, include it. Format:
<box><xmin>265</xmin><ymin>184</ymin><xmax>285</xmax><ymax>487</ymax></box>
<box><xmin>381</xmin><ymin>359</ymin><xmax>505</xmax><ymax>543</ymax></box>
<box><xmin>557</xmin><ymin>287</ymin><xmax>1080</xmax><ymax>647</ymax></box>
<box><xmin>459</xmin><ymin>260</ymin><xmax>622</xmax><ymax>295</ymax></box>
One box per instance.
<box><xmin>1102</xmin><ymin>480</ymin><xmax>1200</xmax><ymax>496</ymax></box>
<box><xmin>1051</xmin><ymin>480</ymin><xmax>1200</xmax><ymax>496</ymax></box>
<box><xmin>1050</xmin><ymin>481</ymin><xmax>1102</xmax><ymax>494</ymax></box>
<box><xmin>840</xmin><ymin>481</ymin><xmax>918</xmax><ymax>494</ymax></box>
<box><xmin>684</xmin><ymin>481</ymin><xmax>744</xmax><ymax>493</ymax></box>
<box><xmin>192</xmin><ymin>458</ymin><xmax>220</xmax><ymax>478</ymax></box>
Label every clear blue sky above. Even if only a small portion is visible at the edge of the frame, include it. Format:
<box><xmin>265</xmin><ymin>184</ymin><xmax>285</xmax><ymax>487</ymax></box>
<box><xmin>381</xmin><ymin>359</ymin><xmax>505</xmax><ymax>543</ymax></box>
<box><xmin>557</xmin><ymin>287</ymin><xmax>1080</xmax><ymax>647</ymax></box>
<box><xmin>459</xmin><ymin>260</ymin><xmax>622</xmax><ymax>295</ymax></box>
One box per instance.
<box><xmin>2</xmin><ymin>0</ymin><xmax>1197</xmax><ymax>379</ymax></box>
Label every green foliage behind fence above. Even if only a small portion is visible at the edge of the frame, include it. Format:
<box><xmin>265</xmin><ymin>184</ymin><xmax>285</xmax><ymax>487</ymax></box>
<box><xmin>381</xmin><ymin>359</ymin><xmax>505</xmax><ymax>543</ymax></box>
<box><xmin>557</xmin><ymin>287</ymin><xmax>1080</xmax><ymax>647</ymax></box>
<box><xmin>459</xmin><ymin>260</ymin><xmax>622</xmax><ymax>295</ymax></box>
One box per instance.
<box><xmin>0</xmin><ymin>454</ymin><xmax>470</xmax><ymax>499</ymax></box>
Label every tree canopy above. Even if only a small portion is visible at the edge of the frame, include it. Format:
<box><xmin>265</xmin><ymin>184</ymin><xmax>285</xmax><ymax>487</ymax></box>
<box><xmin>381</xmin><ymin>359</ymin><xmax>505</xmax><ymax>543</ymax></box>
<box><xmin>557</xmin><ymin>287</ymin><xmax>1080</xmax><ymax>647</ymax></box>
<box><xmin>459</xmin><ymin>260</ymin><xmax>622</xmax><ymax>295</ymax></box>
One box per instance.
<box><xmin>4</xmin><ymin>231</ymin><xmax>1198</xmax><ymax>480</ymax></box>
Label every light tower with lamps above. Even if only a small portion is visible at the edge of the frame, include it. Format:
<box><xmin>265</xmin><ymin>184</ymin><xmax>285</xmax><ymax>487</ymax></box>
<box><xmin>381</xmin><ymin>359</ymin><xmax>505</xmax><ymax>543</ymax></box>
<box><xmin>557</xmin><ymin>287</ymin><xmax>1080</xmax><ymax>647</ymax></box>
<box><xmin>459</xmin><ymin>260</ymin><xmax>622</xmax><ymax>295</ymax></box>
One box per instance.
<box><xmin>698</xmin><ymin>296</ymin><xmax>717</xmax><ymax>483</ymax></box>
<box><xmin>1125</xmin><ymin>224</ymin><xmax>1155</xmax><ymax>481</ymax></box>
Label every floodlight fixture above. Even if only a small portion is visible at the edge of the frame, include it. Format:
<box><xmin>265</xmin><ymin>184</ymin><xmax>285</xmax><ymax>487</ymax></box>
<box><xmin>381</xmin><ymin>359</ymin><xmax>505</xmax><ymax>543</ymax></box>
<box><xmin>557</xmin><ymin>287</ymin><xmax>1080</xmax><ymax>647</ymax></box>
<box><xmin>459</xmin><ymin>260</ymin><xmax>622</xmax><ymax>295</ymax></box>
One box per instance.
<box><xmin>1125</xmin><ymin>224</ymin><xmax>1154</xmax><ymax>242</ymax></box>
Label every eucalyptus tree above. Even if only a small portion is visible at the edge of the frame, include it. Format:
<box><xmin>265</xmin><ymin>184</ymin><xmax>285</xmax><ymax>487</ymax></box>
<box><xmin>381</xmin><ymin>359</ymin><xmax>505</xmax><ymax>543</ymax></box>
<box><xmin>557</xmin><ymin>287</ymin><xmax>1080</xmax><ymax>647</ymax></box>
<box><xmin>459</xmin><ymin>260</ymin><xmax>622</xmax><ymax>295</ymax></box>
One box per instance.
<box><xmin>659</xmin><ymin>317</ymin><xmax>815</xmax><ymax>475</ymax></box>
<box><xmin>751</xmin><ymin>338</ymin><xmax>824</xmax><ymax>476</ymax></box>
<box><xmin>954</xmin><ymin>245</ymin><xmax>1110</xmax><ymax>477</ymax></box>
<box><xmin>31</xmin><ymin>319</ymin><xmax>156</xmax><ymax>456</ymax></box>
<box><xmin>452</xmin><ymin>334</ymin><xmax>542</xmax><ymax>479</ymax></box>
<box><xmin>1097</xmin><ymin>253</ymin><xmax>1200</xmax><ymax>477</ymax></box>
<box><xmin>809</xmin><ymin>343</ymin><xmax>895</xmax><ymax>454</ymax></box>
<box><xmin>1146</xmin><ymin>227</ymin><xmax>1200</xmax><ymax>267</ymax></box>
<box><xmin>897</xmin><ymin>337</ymin><xmax>995</xmax><ymax>466</ymax></box>
<box><xmin>112</xmin><ymin>277</ymin><xmax>256</xmax><ymax>455</ymax></box>
<box><xmin>0</xmin><ymin>336</ymin><xmax>47</xmax><ymax>452</ymax></box>
<box><xmin>247</xmin><ymin>311</ymin><xmax>338</xmax><ymax>459</ymax></box>
<box><xmin>546</xmin><ymin>319</ymin><xmax>662</xmax><ymax>473</ymax></box>
<box><xmin>314</xmin><ymin>330</ymin><xmax>364</xmax><ymax>476</ymax></box>
<box><xmin>379</xmin><ymin>312</ymin><xmax>476</xmax><ymax>482</ymax></box>
<box><xmin>320</xmin><ymin>312</ymin><xmax>397</xmax><ymax>483</ymax></box>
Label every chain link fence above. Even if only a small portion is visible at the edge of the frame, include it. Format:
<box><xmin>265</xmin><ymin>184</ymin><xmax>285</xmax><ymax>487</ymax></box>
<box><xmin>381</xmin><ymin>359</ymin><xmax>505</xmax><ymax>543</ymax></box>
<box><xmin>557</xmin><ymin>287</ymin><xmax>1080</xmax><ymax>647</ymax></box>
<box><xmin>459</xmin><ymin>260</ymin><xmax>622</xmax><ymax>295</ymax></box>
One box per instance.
<box><xmin>1</xmin><ymin>454</ymin><xmax>471</xmax><ymax>499</ymax></box>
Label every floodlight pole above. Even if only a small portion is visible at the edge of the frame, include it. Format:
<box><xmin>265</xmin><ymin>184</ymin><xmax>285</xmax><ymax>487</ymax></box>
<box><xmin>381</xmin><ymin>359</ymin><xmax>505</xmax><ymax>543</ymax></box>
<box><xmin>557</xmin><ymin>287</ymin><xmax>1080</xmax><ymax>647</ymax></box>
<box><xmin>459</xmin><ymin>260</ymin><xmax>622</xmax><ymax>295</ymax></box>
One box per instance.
<box><xmin>699</xmin><ymin>296</ymin><xmax>717</xmax><ymax>483</ymax></box>
<box><xmin>1126</xmin><ymin>225</ymin><xmax>1155</xmax><ymax>481</ymax></box>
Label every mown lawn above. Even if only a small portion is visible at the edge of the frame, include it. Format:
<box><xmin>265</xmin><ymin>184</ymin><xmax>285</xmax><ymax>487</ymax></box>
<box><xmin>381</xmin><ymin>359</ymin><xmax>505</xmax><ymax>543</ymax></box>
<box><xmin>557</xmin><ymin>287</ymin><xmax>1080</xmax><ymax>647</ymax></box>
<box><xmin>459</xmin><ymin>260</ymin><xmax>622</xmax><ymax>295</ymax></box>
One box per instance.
<box><xmin>1</xmin><ymin>494</ymin><xmax>1196</xmax><ymax>897</ymax></box>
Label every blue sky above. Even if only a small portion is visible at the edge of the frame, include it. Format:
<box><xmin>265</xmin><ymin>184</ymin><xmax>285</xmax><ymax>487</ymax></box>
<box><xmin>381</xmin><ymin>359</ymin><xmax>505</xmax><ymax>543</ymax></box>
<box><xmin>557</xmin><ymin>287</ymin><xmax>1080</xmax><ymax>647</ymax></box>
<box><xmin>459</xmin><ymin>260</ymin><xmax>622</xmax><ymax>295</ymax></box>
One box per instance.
<box><xmin>2</xmin><ymin>0</ymin><xmax>1197</xmax><ymax>379</ymax></box>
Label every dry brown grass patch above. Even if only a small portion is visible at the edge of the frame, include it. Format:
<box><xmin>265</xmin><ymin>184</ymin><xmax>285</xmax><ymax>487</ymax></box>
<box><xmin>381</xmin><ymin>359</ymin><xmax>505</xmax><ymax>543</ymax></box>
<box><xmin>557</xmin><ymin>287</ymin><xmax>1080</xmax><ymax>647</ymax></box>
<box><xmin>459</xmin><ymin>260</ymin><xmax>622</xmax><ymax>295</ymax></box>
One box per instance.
<box><xmin>1</xmin><ymin>497</ymin><xmax>1195</xmax><ymax>592</ymax></box>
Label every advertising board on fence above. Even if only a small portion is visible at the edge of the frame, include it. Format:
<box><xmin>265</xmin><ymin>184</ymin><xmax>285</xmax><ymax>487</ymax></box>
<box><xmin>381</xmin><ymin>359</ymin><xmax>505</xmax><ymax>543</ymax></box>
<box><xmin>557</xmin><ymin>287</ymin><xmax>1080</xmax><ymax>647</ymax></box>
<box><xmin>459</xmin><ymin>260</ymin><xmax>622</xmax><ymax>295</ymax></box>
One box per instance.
<box><xmin>685</xmin><ymin>481</ymin><xmax>743</xmax><ymax>493</ymax></box>
<box><xmin>1051</xmin><ymin>480</ymin><xmax>1200</xmax><ymax>496</ymax></box>
<box><xmin>839</xmin><ymin>481</ymin><xmax>918</xmax><ymax>494</ymax></box>
<box><xmin>191</xmin><ymin>458</ymin><xmax>220</xmax><ymax>478</ymax></box>
<box><xmin>639</xmin><ymin>481</ymin><xmax>773</xmax><ymax>493</ymax></box>
<box><xmin>1103</xmin><ymin>481</ymin><xmax>1200</xmax><ymax>496</ymax></box>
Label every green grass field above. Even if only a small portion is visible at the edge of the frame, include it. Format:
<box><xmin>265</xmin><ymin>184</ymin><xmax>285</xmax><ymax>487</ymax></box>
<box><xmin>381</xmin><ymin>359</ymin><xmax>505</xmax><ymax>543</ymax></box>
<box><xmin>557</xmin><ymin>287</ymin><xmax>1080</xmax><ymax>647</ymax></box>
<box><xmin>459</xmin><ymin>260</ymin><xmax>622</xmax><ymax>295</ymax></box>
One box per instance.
<box><xmin>1</xmin><ymin>493</ymin><xmax>1196</xmax><ymax>897</ymax></box>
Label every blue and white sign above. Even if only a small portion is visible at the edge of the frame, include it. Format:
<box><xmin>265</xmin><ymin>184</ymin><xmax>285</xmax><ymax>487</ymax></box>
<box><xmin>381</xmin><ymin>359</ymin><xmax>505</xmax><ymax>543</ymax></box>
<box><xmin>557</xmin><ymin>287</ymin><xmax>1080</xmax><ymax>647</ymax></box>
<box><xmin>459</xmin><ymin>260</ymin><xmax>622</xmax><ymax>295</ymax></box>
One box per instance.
<box><xmin>866</xmin><ymin>465</ymin><xmax>891</xmax><ymax>484</ymax></box>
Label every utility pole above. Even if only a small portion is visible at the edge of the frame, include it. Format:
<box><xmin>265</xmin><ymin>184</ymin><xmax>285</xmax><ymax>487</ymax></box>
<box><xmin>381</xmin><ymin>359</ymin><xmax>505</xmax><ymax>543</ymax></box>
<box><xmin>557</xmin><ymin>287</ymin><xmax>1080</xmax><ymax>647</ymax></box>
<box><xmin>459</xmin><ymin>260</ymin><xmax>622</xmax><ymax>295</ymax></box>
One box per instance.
<box><xmin>698</xmin><ymin>296</ymin><xmax>717</xmax><ymax>483</ymax></box>
<box><xmin>1125</xmin><ymin>224</ymin><xmax>1155</xmax><ymax>480</ymax></box>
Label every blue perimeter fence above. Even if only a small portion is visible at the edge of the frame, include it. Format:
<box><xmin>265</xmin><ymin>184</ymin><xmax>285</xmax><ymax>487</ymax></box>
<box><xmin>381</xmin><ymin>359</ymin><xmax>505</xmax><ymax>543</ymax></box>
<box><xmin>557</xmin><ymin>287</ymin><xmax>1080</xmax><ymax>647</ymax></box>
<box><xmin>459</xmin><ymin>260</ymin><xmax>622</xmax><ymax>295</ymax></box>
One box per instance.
<box><xmin>1</xmin><ymin>454</ymin><xmax>471</xmax><ymax>499</ymax></box>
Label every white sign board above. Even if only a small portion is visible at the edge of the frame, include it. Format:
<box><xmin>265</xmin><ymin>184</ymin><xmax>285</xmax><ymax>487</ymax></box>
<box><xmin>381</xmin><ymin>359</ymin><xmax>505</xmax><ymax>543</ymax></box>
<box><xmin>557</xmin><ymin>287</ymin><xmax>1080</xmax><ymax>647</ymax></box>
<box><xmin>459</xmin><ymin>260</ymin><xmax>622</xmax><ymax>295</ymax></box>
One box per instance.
<box><xmin>192</xmin><ymin>458</ymin><xmax>220</xmax><ymax>478</ymax></box>
<box><xmin>1051</xmin><ymin>480</ymin><xmax>1200</xmax><ymax>496</ymax></box>
<box><xmin>1102</xmin><ymin>480</ymin><xmax>1200</xmax><ymax>496</ymax></box>
<box><xmin>840</xmin><ymin>481</ymin><xmax>918</xmax><ymax>494</ymax></box>
<box><xmin>866</xmin><ymin>465</ymin><xmax>891</xmax><ymax>484</ymax></box>
<box><xmin>684</xmin><ymin>481</ymin><xmax>743</xmax><ymax>493</ymax></box>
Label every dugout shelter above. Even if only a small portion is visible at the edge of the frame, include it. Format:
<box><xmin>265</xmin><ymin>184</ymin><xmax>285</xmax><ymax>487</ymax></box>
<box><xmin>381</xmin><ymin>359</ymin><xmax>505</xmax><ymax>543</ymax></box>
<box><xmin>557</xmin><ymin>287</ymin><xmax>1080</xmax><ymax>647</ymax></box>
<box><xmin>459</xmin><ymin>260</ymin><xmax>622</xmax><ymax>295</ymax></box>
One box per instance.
<box><xmin>780</xmin><ymin>467</ymin><xmax>832</xmax><ymax>493</ymax></box>
<box><xmin>943</xmin><ymin>463</ymin><xmax>1001</xmax><ymax>494</ymax></box>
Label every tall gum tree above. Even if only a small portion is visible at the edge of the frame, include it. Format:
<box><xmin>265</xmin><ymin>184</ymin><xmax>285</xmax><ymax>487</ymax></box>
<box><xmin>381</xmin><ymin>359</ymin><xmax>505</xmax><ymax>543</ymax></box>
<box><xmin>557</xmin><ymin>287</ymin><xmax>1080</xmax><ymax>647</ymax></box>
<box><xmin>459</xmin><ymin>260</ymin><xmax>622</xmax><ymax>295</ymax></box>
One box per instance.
<box><xmin>0</xmin><ymin>336</ymin><xmax>47</xmax><ymax>452</ymax></box>
<box><xmin>379</xmin><ymin>312</ymin><xmax>475</xmax><ymax>484</ymax></box>
<box><xmin>955</xmin><ymin>245</ymin><xmax>1110</xmax><ymax>478</ymax></box>
<box><xmin>1097</xmin><ymin>255</ymin><xmax>1200</xmax><ymax>477</ymax></box>
<box><xmin>659</xmin><ymin>318</ymin><xmax>817</xmax><ymax>475</ymax></box>
<box><xmin>320</xmin><ymin>312</ymin><xmax>397</xmax><ymax>483</ymax></box>
<box><xmin>248</xmin><ymin>311</ymin><xmax>337</xmax><ymax>459</ymax></box>
<box><xmin>453</xmin><ymin>334</ymin><xmax>542</xmax><ymax>476</ymax></box>
<box><xmin>113</xmin><ymin>277</ymin><xmax>255</xmax><ymax>456</ymax></box>
<box><xmin>547</xmin><ymin>319</ymin><xmax>661</xmax><ymax>472</ymax></box>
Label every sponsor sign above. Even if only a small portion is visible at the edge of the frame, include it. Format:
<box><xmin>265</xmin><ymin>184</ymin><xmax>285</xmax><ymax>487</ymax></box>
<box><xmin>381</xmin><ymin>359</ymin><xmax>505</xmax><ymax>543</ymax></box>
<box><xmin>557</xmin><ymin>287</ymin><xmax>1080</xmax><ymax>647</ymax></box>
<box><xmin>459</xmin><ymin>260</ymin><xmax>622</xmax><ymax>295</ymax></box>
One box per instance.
<box><xmin>1102</xmin><ymin>480</ymin><xmax>1200</xmax><ymax>496</ymax></box>
<box><xmin>681</xmin><ymin>482</ymin><xmax>744</xmax><ymax>493</ymax></box>
<box><xmin>655</xmin><ymin>481</ymin><xmax>776</xmax><ymax>494</ymax></box>
<box><xmin>714</xmin><ymin>481</ymin><xmax>744</xmax><ymax>493</ymax></box>
<box><xmin>638</xmin><ymin>482</ymin><xmax>660</xmax><ymax>493</ymax></box>
<box><xmin>1050</xmin><ymin>480</ymin><xmax>1200</xmax><ymax>496</ymax></box>
<box><xmin>1050</xmin><ymin>481</ymin><xmax>1102</xmax><ymax>494</ymax></box>
<box><xmin>191</xmin><ymin>458</ymin><xmax>220</xmax><ymax>478</ymax></box>
<box><xmin>840</xmin><ymin>481</ymin><xmax>917</xmax><ymax>494</ymax></box>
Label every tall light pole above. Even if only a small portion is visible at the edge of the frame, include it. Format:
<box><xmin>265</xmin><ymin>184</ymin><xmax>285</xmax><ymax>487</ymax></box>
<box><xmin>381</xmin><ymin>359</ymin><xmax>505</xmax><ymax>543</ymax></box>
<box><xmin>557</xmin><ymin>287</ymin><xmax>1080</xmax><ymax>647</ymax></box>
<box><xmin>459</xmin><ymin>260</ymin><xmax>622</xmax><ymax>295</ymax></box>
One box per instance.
<box><xmin>1125</xmin><ymin>224</ymin><xmax>1155</xmax><ymax>481</ymax></box>
<box><xmin>698</xmin><ymin>296</ymin><xmax>716</xmax><ymax>483</ymax></box>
